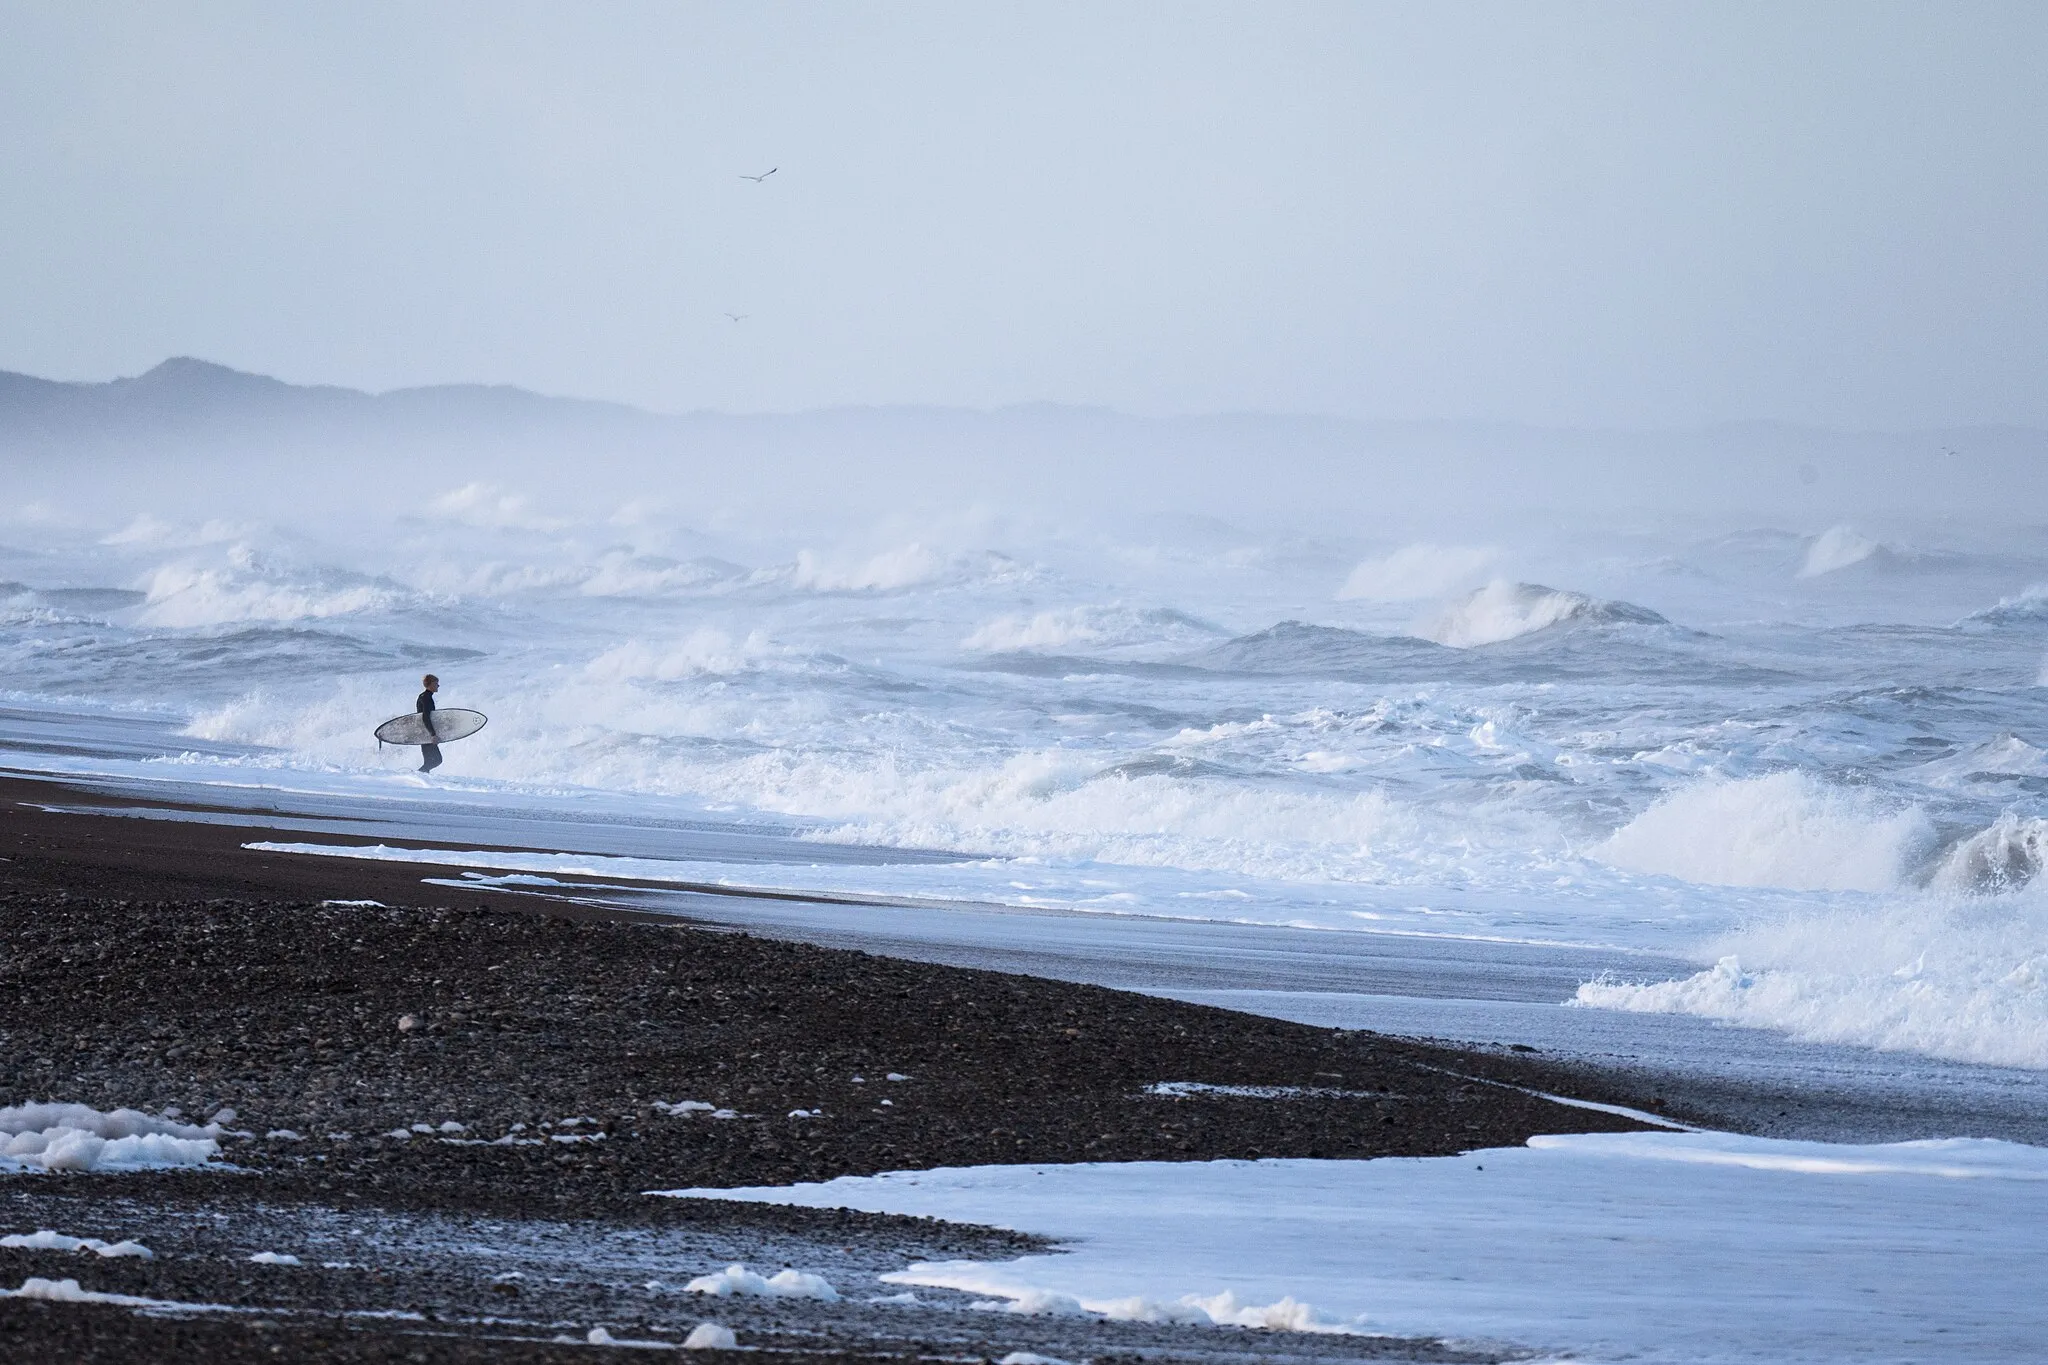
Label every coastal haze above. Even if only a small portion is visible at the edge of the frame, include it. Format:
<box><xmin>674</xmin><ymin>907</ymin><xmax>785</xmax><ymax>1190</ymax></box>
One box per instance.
<box><xmin>5</xmin><ymin>6</ymin><xmax>2048</xmax><ymax>1363</ymax></box>
<box><xmin>9</xmin><ymin>357</ymin><xmax>2048</xmax><ymax>532</ymax></box>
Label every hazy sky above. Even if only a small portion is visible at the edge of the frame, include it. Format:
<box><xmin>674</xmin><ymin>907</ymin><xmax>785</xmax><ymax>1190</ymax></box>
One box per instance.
<box><xmin>2</xmin><ymin>2</ymin><xmax>2044</xmax><ymax>427</ymax></box>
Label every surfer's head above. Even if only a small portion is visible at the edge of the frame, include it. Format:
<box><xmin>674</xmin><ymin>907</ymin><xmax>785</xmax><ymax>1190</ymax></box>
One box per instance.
<box><xmin>422</xmin><ymin>674</ymin><xmax>439</xmax><ymax>691</ymax></box>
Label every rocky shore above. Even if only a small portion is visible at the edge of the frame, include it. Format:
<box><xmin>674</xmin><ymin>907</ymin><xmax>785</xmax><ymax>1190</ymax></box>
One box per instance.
<box><xmin>0</xmin><ymin>787</ymin><xmax>1663</xmax><ymax>1361</ymax></box>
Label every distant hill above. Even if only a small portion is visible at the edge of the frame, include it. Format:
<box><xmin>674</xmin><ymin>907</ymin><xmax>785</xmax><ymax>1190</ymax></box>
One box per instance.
<box><xmin>0</xmin><ymin>356</ymin><xmax>651</xmax><ymax>452</ymax></box>
<box><xmin>4</xmin><ymin>357</ymin><xmax>2044</xmax><ymax>531</ymax></box>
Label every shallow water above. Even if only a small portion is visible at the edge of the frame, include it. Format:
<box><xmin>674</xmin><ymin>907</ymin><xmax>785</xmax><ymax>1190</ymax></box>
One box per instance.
<box><xmin>667</xmin><ymin>1135</ymin><xmax>2048</xmax><ymax>1363</ymax></box>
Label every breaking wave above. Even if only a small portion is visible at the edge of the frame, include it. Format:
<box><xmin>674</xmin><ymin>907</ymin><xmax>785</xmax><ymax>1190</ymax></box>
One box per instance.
<box><xmin>1577</xmin><ymin>891</ymin><xmax>2048</xmax><ymax>1070</ymax></box>
<box><xmin>582</xmin><ymin>629</ymin><xmax>772</xmax><ymax>681</ymax></box>
<box><xmin>1930</xmin><ymin>814</ymin><xmax>2048</xmax><ymax>895</ymax></box>
<box><xmin>1966</xmin><ymin>584</ymin><xmax>2048</xmax><ymax>627</ymax></box>
<box><xmin>1416</xmin><ymin>580</ymin><xmax>1667</xmax><ymax>648</ymax></box>
<box><xmin>1798</xmin><ymin>525</ymin><xmax>1882</xmax><ymax>577</ymax></box>
<box><xmin>782</xmin><ymin>544</ymin><xmax>1033</xmax><ymax>594</ymax></box>
<box><xmin>965</xmin><ymin>606</ymin><xmax>1226</xmax><ymax>654</ymax></box>
<box><xmin>1595</xmin><ymin>773</ymin><xmax>1936</xmax><ymax>893</ymax></box>
<box><xmin>137</xmin><ymin>569</ymin><xmax>403</xmax><ymax>627</ymax></box>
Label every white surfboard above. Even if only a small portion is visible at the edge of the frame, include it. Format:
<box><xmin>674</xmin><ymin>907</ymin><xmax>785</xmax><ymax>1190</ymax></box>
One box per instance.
<box><xmin>374</xmin><ymin>709</ymin><xmax>488</xmax><ymax>746</ymax></box>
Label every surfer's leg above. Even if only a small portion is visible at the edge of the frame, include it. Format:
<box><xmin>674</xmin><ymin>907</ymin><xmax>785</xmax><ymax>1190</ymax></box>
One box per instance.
<box><xmin>419</xmin><ymin>744</ymin><xmax>442</xmax><ymax>772</ymax></box>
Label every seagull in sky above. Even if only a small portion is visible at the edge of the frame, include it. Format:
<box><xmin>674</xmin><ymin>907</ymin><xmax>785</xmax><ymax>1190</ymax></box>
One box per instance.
<box><xmin>740</xmin><ymin>168</ymin><xmax>777</xmax><ymax>182</ymax></box>
<box><xmin>724</xmin><ymin>313</ymin><xmax>748</xmax><ymax>323</ymax></box>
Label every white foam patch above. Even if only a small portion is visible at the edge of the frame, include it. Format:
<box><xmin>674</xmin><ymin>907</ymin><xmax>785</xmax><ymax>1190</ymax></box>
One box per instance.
<box><xmin>0</xmin><ymin>1104</ymin><xmax>223</xmax><ymax>1173</ymax></box>
<box><xmin>683</xmin><ymin>1322</ymin><xmax>737</xmax><ymax>1349</ymax></box>
<box><xmin>1576</xmin><ymin>889</ymin><xmax>2048</xmax><ymax>1069</ymax></box>
<box><xmin>1</xmin><ymin>1231</ymin><xmax>154</xmax><ymax>1259</ymax></box>
<box><xmin>1595</xmin><ymin>772</ymin><xmax>1935</xmax><ymax>892</ymax></box>
<box><xmin>579</xmin><ymin>1325</ymin><xmax>678</xmax><ymax>1348</ymax></box>
<box><xmin>0</xmin><ymin>1276</ymin><xmax>235</xmax><ymax>1311</ymax></box>
<box><xmin>683</xmin><ymin>1264</ymin><xmax>839</xmax><ymax>1300</ymax></box>
<box><xmin>1144</xmin><ymin>1081</ymin><xmax>1373</xmax><ymax>1100</ymax></box>
<box><xmin>655</xmin><ymin>1134</ymin><xmax>2048</xmax><ymax>1363</ymax></box>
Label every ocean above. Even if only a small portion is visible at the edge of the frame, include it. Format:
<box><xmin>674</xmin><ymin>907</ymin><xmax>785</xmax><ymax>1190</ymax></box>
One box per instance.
<box><xmin>7</xmin><ymin>499</ymin><xmax>2048</xmax><ymax>1076</ymax></box>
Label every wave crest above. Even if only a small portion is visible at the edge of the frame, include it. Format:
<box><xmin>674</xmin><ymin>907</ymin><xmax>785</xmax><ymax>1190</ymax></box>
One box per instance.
<box><xmin>1798</xmin><ymin>525</ymin><xmax>1882</xmax><ymax>577</ymax></box>
<box><xmin>1416</xmin><ymin>580</ymin><xmax>1666</xmax><ymax>649</ymax></box>
<box><xmin>1930</xmin><ymin>814</ymin><xmax>2048</xmax><ymax>896</ymax></box>
<box><xmin>965</xmin><ymin>606</ymin><xmax>1224</xmax><ymax>654</ymax></box>
<box><xmin>136</xmin><ymin>555</ymin><xmax>405</xmax><ymax>627</ymax></box>
<box><xmin>1596</xmin><ymin>773</ymin><xmax>1936</xmax><ymax>893</ymax></box>
<box><xmin>1576</xmin><ymin>891</ymin><xmax>2048</xmax><ymax>1070</ymax></box>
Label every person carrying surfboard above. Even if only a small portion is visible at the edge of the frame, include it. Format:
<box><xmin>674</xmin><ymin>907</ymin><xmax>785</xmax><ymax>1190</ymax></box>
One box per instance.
<box><xmin>373</xmin><ymin>688</ymin><xmax>485</xmax><ymax>762</ymax></box>
<box><xmin>416</xmin><ymin>674</ymin><xmax>443</xmax><ymax>772</ymax></box>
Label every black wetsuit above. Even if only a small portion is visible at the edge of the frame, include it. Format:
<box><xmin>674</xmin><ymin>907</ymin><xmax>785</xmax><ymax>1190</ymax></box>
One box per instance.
<box><xmin>417</xmin><ymin>689</ymin><xmax>442</xmax><ymax>772</ymax></box>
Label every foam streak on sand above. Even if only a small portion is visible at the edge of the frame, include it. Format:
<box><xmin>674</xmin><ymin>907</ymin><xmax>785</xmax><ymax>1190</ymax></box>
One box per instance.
<box><xmin>1</xmin><ymin>1231</ymin><xmax>154</xmax><ymax>1258</ymax></box>
<box><xmin>658</xmin><ymin>1132</ymin><xmax>2048</xmax><ymax>1364</ymax></box>
<box><xmin>0</xmin><ymin>1104</ymin><xmax>223</xmax><ymax>1173</ymax></box>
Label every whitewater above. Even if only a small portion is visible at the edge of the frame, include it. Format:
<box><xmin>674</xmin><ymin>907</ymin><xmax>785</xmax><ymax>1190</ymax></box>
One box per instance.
<box><xmin>7</xmin><ymin>501</ymin><xmax>2048</xmax><ymax>1072</ymax></box>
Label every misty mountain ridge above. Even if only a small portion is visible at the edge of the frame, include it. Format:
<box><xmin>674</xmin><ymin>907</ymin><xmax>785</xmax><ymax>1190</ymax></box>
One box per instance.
<box><xmin>0</xmin><ymin>356</ymin><xmax>648</xmax><ymax>436</ymax></box>
<box><xmin>4</xmin><ymin>358</ymin><xmax>2044</xmax><ymax>532</ymax></box>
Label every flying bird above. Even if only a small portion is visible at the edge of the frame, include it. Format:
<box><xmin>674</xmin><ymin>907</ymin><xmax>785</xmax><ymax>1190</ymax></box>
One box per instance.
<box><xmin>740</xmin><ymin>168</ymin><xmax>777</xmax><ymax>182</ymax></box>
<box><xmin>724</xmin><ymin>313</ymin><xmax>748</xmax><ymax>323</ymax></box>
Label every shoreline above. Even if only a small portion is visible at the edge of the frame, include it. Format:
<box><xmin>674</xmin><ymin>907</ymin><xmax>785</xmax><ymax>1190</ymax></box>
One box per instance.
<box><xmin>1</xmin><ymin>777</ymin><xmax>1665</xmax><ymax>1361</ymax></box>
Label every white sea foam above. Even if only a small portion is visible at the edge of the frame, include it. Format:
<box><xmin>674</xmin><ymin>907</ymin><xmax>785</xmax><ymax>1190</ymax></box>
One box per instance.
<box><xmin>0</xmin><ymin>1230</ymin><xmax>154</xmax><ymax>1258</ymax></box>
<box><xmin>1595</xmin><ymin>772</ymin><xmax>1935</xmax><ymax>892</ymax></box>
<box><xmin>0</xmin><ymin>1104</ymin><xmax>223</xmax><ymax>1173</ymax></box>
<box><xmin>658</xmin><ymin>1136</ymin><xmax>2048</xmax><ymax>1363</ymax></box>
<box><xmin>684</xmin><ymin>1263</ymin><xmax>839</xmax><ymax>1300</ymax></box>
<box><xmin>135</xmin><ymin>551</ymin><xmax>402</xmax><ymax>626</ymax></box>
<box><xmin>0</xmin><ymin>1276</ymin><xmax>236</xmax><ymax>1312</ymax></box>
<box><xmin>1930</xmin><ymin>813</ymin><xmax>2048</xmax><ymax>894</ymax></box>
<box><xmin>1577</xmin><ymin>889</ymin><xmax>2048</xmax><ymax>1069</ymax></box>
<box><xmin>963</xmin><ymin>605</ymin><xmax>1221</xmax><ymax>654</ymax></box>
<box><xmin>584</xmin><ymin>630</ymin><xmax>770</xmax><ymax>681</ymax></box>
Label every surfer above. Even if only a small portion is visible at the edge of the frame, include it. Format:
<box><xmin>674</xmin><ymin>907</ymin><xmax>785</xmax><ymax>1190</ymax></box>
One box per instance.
<box><xmin>416</xmin><ymin>674</ymin><xmax>442</xmax><ymax>773</ymax></box>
